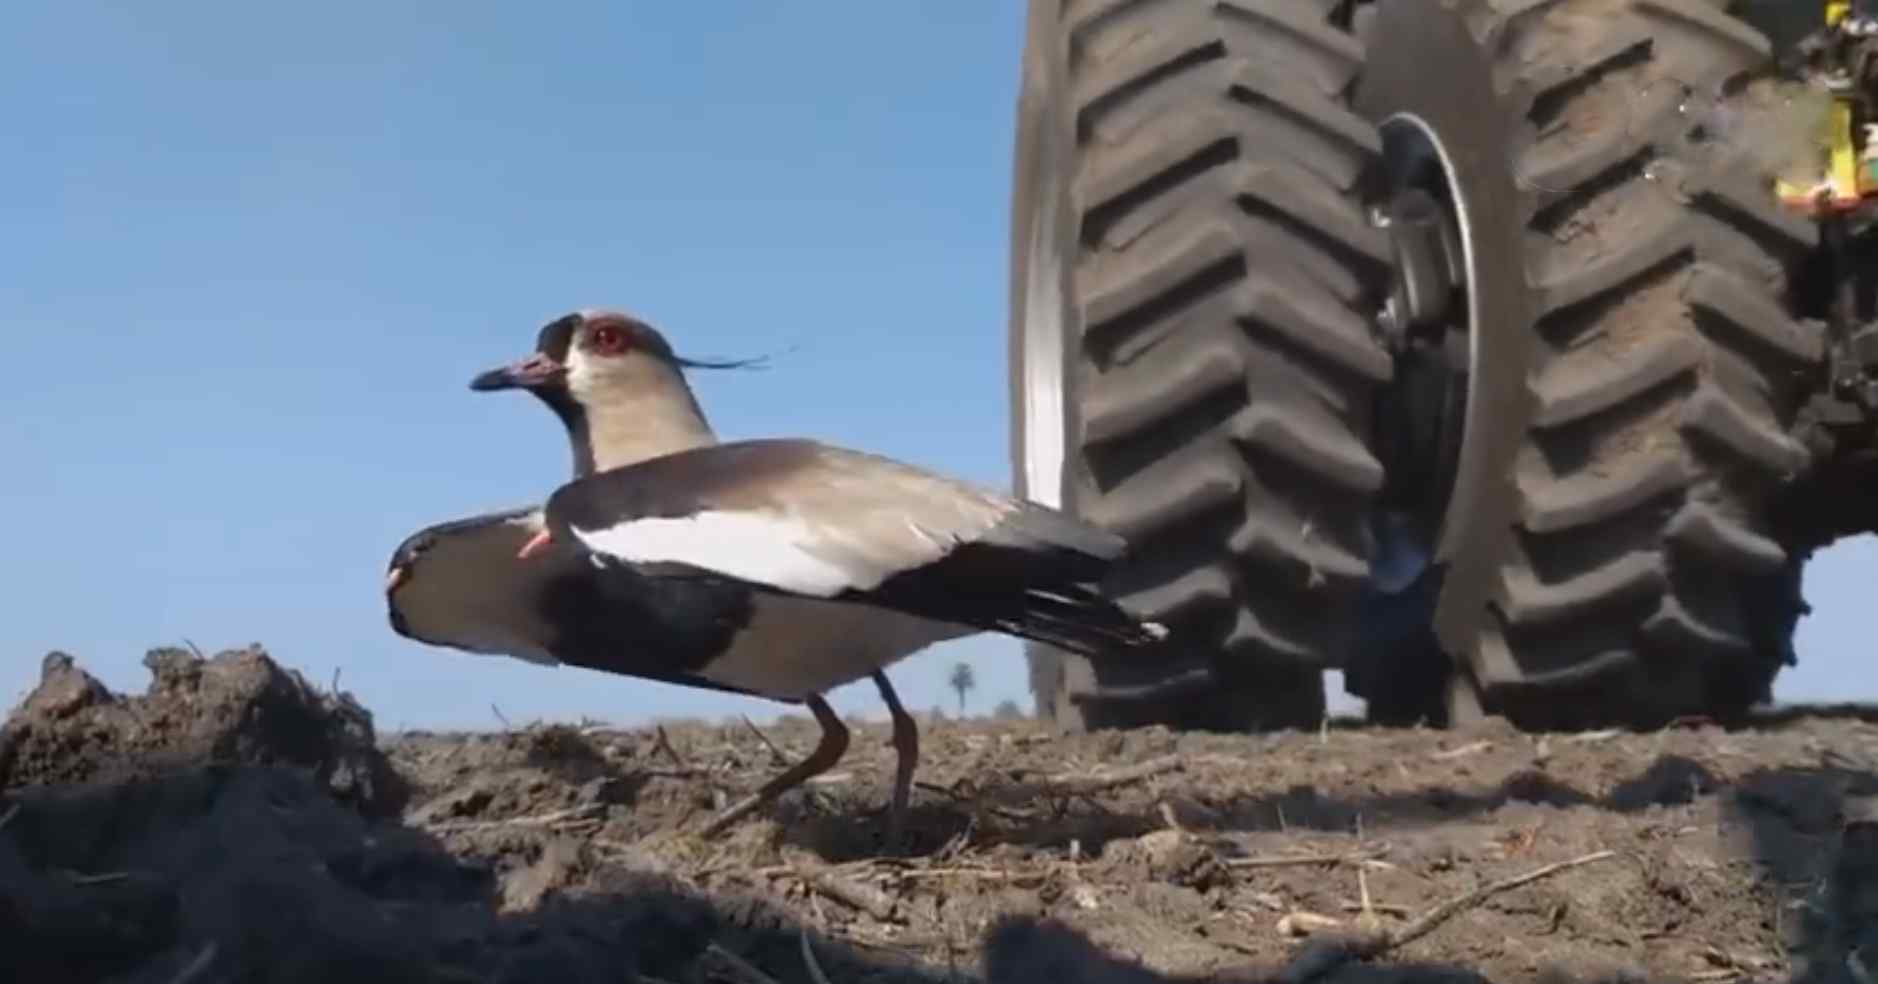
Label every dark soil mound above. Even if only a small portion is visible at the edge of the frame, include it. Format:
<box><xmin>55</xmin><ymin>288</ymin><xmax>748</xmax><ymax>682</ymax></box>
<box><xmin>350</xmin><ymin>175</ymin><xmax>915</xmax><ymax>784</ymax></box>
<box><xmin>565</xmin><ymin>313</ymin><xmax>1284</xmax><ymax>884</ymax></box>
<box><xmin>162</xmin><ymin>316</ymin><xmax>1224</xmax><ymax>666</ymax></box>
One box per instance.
<box><xmin>0</xmin><ymin>764</ymin><xmax>723</xmax><ymax>983</ymax></box>
<box><xmin>0</xmin><ymin>645</ymin><xmax>397</xmax><ymax>815</ymax></box>
<box><xmin>0</xmin><ymin>649</ymin><xmax>946</xmax><ymax>983</ymax></box>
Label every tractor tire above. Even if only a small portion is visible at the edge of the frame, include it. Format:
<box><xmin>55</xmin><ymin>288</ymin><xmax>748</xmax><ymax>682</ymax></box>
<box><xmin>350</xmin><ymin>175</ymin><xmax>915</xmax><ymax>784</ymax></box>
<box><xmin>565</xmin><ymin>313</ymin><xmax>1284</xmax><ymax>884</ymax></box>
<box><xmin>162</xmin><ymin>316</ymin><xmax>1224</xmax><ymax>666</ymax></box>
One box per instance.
<box><xmin>1009</xmin><ymin>0</ymin><xmax>1395</xmax><ymax>731</ymax></box>
<box><xmin>1347</xmin><ymin>0</ymin><xmax>1824</xmax><ymax>730</ymax></box>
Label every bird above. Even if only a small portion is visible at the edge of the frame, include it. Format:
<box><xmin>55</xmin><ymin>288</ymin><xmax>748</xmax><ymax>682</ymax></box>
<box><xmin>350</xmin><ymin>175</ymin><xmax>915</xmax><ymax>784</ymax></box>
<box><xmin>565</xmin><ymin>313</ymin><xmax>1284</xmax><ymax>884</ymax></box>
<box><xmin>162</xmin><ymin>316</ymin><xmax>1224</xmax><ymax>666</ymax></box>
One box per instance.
<box><xmin>385</xmin><ymin>310</ymin><xmax>1166</xmax><ymax>841</ymax></box>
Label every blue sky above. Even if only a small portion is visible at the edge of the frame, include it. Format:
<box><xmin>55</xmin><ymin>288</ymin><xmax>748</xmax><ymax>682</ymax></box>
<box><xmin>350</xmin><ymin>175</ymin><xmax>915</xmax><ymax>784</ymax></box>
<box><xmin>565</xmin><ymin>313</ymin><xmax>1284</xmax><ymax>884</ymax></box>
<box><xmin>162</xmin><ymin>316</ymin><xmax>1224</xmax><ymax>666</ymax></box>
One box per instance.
<box><xmin>3</xmin><ymin>2</ymin><xmax>1871</xmax><ymax>731</ymax></box>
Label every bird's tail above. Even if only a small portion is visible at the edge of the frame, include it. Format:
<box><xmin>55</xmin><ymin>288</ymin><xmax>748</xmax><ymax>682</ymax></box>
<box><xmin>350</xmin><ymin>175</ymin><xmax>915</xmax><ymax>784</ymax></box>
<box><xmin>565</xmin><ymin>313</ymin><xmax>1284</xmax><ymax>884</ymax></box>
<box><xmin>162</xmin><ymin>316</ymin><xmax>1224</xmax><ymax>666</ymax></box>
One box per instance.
<box><xmin>997</xmin><ymin>583</ymin><xmax>1168</xmax><ymax>657</ymax></box>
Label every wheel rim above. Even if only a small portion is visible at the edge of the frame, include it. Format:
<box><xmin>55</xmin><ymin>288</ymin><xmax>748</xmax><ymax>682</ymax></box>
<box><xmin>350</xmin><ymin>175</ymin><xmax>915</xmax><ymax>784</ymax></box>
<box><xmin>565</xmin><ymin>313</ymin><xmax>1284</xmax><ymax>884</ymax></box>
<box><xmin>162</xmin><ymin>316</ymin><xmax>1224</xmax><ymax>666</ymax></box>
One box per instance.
<box><xmin>1369</xmin><ymin>111</ymin><xmax>1478</xmax><ymax>592</ymax></box>
<box><xmin>1017</xmin><ymin>165</ymin><xmax>1070</xmax><ymax>511</ymax></box>
<box><xmin>1012</xmin><ymin>16</ymin><xmax>1074</xmax><ymax>516</ymax></box>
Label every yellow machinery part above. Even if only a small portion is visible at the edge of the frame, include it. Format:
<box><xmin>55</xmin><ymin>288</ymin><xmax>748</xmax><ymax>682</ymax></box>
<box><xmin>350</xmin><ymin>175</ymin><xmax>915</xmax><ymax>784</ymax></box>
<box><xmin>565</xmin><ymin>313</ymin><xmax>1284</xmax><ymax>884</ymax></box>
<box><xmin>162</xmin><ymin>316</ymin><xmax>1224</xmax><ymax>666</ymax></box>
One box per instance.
<box><xmin>1774</xmin><ymin>95</ymin><xmax>1866</xmax><ymax>211</ymax></box>
<box><xmin>1830</xmin><ymin>98</ymin><xmax>1860</xmax><ymax>197</ymax></box>
<box><xmin>1774</xmin><ymin>0</ymin><xmax>1873</xmax><ymax>213</ymax></box>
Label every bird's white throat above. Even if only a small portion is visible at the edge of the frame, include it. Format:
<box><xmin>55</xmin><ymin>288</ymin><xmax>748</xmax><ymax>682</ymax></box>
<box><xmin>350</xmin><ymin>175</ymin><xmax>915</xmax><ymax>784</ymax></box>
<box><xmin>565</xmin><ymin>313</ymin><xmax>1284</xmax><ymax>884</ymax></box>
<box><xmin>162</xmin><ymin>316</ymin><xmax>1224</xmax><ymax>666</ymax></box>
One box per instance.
<box><xmin>567</xmin><ymin>352</ymin><xmax>718</xmax><ymax>473</ymax></box>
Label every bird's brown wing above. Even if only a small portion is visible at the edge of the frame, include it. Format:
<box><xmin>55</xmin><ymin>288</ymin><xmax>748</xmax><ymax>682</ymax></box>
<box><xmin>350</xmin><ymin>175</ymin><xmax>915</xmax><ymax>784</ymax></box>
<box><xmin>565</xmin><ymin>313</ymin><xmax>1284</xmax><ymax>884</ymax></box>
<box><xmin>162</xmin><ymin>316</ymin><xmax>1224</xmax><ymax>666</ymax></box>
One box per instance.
<box><xmin>543</xmin><ymin>438</ymin><xmax>1133</xmax><ymax>596</ymax></box>
<box><xmin>540</xmin><ymin>440</ymin><xmax>1161</xmax><ymax>655</ymax></box>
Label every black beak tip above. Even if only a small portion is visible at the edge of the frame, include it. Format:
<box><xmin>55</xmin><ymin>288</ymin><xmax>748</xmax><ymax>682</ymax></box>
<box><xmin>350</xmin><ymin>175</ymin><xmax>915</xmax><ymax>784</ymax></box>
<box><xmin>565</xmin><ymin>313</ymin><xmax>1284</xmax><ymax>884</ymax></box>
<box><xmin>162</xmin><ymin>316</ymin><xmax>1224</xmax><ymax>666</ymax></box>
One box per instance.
<box><xmin>468</xmin><ymin>368</ymin><xmax>515</xmax><ymax>392</ymax></box>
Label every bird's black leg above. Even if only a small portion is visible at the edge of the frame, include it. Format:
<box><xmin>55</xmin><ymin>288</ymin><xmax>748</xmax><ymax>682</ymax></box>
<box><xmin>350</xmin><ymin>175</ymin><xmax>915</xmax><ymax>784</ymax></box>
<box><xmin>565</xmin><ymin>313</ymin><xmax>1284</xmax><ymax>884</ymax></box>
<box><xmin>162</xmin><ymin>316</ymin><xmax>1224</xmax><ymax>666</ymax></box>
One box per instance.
<box><xmin>870</xmin><ymin>669</ymin><xmax>919</xmax><ymax>848</ymax></box>
<box><xmin>701</xmin><ymin>694</ymin><xmax>850</xmax><ymax>836</ymax></box>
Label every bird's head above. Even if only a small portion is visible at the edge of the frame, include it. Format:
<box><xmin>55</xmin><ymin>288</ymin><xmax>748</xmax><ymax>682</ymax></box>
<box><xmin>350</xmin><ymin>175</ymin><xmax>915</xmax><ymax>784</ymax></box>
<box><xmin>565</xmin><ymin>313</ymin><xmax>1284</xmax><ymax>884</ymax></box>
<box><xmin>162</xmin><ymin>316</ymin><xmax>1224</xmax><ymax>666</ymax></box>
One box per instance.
<box><xmin>470</xmin><ymin>310</ymin><xmax>690</xmax><ymax>400</ymax></box>
<box><xmin>469</xmin><ymin>310</ymin><xmax>762</xmax><ymax>474</ymax></box>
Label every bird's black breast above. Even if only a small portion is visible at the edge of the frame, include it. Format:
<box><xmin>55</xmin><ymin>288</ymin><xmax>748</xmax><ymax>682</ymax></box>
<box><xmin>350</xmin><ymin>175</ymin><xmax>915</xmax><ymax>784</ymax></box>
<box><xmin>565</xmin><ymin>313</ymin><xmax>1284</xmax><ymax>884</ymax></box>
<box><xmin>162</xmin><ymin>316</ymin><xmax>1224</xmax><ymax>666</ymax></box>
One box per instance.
<box><xmin>534</xmin><ymin>554</ymin><xmax>756</xmax><ymax>689</ymax></box>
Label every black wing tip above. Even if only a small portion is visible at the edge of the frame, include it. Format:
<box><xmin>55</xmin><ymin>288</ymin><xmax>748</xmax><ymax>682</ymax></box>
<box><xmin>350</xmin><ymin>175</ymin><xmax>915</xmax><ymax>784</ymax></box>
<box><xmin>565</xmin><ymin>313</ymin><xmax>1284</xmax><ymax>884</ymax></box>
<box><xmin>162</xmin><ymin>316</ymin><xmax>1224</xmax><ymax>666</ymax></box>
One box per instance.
<box><xmin>1132</xmin><ymin>619</ymin><xmax>1171</xmax><ymax>645</ymax></box>
<box><xmin>1074</xmin><ymin>616</ymin><xmax>1169</xmax><ymax>654</ymax></box>
<box><xmin>1000</xmin><ymin>589</ymin><xmax>1168</xmax><ymax>657</ymax></box>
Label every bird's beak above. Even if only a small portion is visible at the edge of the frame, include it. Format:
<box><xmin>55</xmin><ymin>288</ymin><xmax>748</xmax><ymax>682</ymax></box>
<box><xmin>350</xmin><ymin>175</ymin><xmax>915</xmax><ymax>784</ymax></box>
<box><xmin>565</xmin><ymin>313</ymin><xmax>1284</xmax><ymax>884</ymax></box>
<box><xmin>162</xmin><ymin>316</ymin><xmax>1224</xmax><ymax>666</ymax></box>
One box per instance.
<box><xmin>470</xmin><ymin>352</ymin><xmax>567</xmax><ymax>392</ymax></box>
<box><xmin>517</xmin><ymin>528</ymin><xmax>552</xmax><ymax>560</ymax></box>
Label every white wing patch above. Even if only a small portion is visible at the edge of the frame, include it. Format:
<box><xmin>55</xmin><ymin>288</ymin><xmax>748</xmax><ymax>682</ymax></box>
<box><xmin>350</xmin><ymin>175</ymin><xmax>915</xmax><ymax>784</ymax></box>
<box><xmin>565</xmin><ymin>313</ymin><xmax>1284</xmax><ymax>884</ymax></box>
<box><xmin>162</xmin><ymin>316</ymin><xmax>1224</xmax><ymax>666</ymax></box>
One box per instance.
<box><xmin>570</xmin><ymin>509</ymin><xmax>957</xmax><ymax>598</ymax></box>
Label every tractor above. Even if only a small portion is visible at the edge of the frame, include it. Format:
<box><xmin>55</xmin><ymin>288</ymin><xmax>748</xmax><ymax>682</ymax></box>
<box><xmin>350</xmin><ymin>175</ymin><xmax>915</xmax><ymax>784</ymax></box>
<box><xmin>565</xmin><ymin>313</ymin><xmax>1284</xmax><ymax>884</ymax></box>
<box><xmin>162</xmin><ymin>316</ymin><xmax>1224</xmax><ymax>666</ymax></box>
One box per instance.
<box><xmin>1009</xmin><ymin>0</ymin><xmax>1878</xmax><ymax>732</ymax></box>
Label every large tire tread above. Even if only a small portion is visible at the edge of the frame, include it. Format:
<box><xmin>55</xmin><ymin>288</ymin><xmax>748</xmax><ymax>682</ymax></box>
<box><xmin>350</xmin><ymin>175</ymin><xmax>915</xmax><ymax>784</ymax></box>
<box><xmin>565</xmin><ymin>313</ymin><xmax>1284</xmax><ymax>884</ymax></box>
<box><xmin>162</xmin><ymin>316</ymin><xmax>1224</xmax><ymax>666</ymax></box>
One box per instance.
<box><xmin>1028</xmin><ymin>0</ymin><xmax>1392</xmax><ymax>730</ymax></box>
<box><xmin>1459</xmin><ymin>0</ymin><xmax>1823</xmax><ymax>724</ymax></box>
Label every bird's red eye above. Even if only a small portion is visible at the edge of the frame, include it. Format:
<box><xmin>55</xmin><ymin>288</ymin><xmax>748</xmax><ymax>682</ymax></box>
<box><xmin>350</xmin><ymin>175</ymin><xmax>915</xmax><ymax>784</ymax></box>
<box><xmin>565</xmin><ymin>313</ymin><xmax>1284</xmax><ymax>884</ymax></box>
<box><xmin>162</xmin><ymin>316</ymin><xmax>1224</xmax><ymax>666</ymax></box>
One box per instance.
<box><xmin>590</xmin><ymin>325</ymin><xmax>627</xmax><ymax>354</ymax></box>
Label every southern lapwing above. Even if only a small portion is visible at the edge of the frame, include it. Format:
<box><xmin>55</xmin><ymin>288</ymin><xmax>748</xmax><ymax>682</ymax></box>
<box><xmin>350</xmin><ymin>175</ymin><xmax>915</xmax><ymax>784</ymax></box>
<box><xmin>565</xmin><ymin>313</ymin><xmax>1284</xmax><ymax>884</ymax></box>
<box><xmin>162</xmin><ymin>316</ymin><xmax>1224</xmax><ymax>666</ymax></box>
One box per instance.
<box><xmin>385</xmin><ymin>311</ymin><xmax>752</xmax><ymax>673</ymax></box>
<box><xmin>385</xmin><ymin>311</ymin><xmax>1165</xmax><ymax>840</ymax></box>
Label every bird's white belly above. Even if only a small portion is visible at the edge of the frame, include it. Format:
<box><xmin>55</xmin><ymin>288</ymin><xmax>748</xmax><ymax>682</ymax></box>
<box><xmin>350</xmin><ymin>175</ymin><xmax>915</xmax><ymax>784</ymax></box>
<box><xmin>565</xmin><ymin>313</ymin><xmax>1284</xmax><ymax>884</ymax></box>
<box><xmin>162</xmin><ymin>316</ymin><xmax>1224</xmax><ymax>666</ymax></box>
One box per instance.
<box><xmin>695</xmin><ymin>595</ymin><xmax>973</xmax><ymax>699</ymax></box>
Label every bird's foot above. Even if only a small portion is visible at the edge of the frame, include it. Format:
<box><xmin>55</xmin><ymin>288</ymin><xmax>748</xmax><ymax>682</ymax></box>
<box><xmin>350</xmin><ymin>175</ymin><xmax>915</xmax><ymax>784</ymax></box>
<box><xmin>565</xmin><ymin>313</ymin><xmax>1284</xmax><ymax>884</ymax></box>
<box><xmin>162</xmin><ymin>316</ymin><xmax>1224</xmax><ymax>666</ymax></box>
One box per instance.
<box><xmin>697</xmin><ymin>693</ymin><xmax>850</xmax><ymax>837</ymax></box>
<box><xmin>870</xmin><ymin>669</ymin><xmax>921</xmax><ymax>856</ymax></box>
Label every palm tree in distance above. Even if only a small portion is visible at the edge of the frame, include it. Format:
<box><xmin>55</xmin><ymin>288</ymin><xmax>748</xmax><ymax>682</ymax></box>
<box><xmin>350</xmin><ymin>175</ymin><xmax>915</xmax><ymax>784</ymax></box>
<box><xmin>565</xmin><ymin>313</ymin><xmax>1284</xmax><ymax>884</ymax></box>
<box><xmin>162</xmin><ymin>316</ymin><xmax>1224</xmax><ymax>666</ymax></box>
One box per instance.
<box><xmin>948</xmin><ymin>662</ymin><xmax>976</xmax><ymax>716</ymax></box>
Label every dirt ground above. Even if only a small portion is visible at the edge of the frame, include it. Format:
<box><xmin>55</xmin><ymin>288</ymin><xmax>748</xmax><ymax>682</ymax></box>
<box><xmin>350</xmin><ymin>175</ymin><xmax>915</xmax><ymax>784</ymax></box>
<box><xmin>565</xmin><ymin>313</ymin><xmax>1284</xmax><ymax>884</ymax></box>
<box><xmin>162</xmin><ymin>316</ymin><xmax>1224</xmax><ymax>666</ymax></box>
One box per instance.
<box><xmin>4</xmin><ymin>646</ymin><xmax>1877</xmax><ymax>984</ymax></box>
